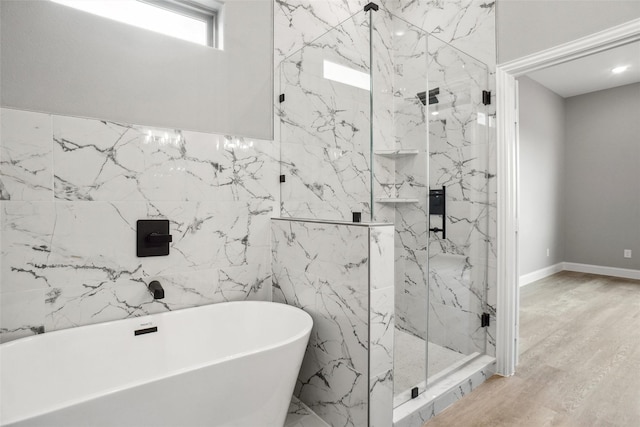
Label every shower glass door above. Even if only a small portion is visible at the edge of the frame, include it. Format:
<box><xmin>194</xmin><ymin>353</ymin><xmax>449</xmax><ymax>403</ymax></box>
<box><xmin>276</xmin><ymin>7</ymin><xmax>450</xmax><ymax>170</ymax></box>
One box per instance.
<box><xmin>426</xmin><ymin>36</ymin><xmax>491</xmax><ymax>376</ymax></box>
<box><xmin>369</xmin><ymin>11</ymin><xmax>491</xmax><ymax>406</ymax></box>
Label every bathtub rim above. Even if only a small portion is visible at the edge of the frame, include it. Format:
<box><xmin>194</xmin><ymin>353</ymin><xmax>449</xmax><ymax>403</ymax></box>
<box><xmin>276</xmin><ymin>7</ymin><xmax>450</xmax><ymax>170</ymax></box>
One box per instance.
<box><xmin>0</xmin><ymin>301</ymin><xmax>313</xmax><ymax>426</ymax></box>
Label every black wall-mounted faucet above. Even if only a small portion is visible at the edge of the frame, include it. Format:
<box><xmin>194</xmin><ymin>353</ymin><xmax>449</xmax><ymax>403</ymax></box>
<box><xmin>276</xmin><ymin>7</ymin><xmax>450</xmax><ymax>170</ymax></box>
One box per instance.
<box><xmin>148</xmin><ymin>280</ymin><xmax>165</xmax><ymax>300</ymax></box>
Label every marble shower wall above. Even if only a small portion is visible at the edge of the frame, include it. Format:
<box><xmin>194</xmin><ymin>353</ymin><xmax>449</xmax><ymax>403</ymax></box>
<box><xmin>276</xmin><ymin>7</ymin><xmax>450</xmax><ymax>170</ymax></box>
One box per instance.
<box><xmin>271</xmin><ymin>218</ymin><xmax>394</xmax><ymax>427</ymax></box>
<box><xmin>277</xmin><ymin>10</ymin><xmax>373</xmax><ymax>221</ymax></box>
<box><xmin>274</xmin><ymin>0</ymin><xmax>497</xmax><ymax>389</ymax></box>
<box><xmin>0</xmin><ymin>108</ymin><xmax>277</xmax><ymax>343</ymax></box>
<box><xmin>274</xmin><ymin>0</ymin><xmax>496</xmax><ymax>343</ymax></box>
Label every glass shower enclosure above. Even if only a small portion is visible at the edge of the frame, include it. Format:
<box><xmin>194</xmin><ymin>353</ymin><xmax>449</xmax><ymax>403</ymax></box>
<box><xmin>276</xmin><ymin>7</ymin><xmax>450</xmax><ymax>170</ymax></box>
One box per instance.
<box><xmin>278</xmin><ymin>5</ymin><xmax>491</xmax><ymax>409</ymax></box>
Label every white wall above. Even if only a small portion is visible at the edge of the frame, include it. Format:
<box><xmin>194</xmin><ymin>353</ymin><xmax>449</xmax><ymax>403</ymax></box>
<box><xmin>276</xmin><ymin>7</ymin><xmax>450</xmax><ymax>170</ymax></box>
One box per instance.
<box><xmin>517</xmin><ymin>76</ymin><xmax>565</xmax><ymax>276</ymax></box>
<box><xmin>497</xmin><ymin>0</ymin><xmax>640</xmax><ymax>64</ymax></box>
<box><xmin>518</xmin><ymin>80</ymin><xmax>640</xmax><ymax>279</ymax></box>
<box><xmin>0</xmin><ymin>0</ymin><xmax>273</xmax><ymax>139</ymax></box>
<box><xmin>564</xmin><ymin>83</ymin><xmax>640</xmax><ymax>270</ymax></box>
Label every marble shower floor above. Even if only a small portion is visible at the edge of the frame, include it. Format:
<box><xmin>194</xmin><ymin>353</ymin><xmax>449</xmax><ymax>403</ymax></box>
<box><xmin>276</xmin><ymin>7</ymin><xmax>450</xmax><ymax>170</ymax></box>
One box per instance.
<box><xmin>284</xmin><ymin>397</ymin><xmax>330</xmax><ymax>427</ymax></box>
<box><xmin>394</xmin><ymin>329</ymin><xmax>469</xmax><ymax>395</ymax></box>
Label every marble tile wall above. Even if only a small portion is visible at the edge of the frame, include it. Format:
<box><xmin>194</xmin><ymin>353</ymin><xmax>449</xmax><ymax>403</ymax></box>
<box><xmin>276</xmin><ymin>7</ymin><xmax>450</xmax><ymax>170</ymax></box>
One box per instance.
<box><xmin>386</xmin><ymin>0</ymin><xmax>496</xmax><ymax>68</ymax></box>
<box><xmin>0</xmin><ymin>108</ymin><xmax>277</xmax><ymax>343</ymax></box>
<box><xmin>271</xmin><ymin>218</ymin><xmax>394</xmax><ymax>427</ymax></box>
<box><xmin>277</xmin><ymin>10</ymin><xmax>372</xmax><ymax>221</ymax></box>
<box><xmin>369</xmin><ymin>225</ymin><xmax>395</xmax><ymax>427</ymax></box>
<box><xmin>275</xmin><ymin>0</ymin><xmax>496</xmax><ymax>217</ymax></box>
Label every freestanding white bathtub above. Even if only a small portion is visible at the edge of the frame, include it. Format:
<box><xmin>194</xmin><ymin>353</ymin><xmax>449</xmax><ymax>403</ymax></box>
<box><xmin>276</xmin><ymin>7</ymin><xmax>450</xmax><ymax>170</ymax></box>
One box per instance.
<box><xmin>0</xmin><ymin>301</ymin><xmax>312</xmax><ymax>427</ymax></box>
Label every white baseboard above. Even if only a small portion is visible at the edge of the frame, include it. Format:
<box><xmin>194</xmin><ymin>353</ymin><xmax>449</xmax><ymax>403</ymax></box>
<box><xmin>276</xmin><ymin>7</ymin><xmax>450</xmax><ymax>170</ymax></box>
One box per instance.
<box><xmin>519</xmin><ymin>262</ymin><xmax>640</xmax><ymax>285</ymax></box>
<box><xmin>563</xmin><ymin>262</ymin><xmax>640</xmax><ymax>280</ymax></box>
<box><xmin>519</xmin><ymin>263</ymin><xmax>564</xmax><ymax>287</ymax></box>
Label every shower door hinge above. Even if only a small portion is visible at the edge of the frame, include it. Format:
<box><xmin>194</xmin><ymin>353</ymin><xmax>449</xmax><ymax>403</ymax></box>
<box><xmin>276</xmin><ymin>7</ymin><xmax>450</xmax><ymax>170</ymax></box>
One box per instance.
<box><xmin>481</xmin><ymin>312</ymin><xmax>490</xmax><ymax>327</ymax></box>
<box><xmin>279</xmin><ymin>174</ymin><xmax>285</xmax><ymax>183</ymax></box>
<box><xmin>482</xmin><ymin>90</ymin><xmax>491</xmax><ymax>105</ymax></box>
<box><xmin>364</xmin><ymin>2</ymin><xmax>379</xmax><ymax>12</ymax></box>
<box><xmin>279</xmin><ymin>94</ymin><xmax>285</xmax><ymax>103</ymax></box>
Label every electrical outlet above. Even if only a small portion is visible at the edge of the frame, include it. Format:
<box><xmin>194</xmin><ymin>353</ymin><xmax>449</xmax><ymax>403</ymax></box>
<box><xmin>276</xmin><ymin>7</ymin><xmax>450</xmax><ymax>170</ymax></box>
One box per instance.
<box><xmin>624</xmin><ymin>249</ymin><xmax>632</xmax><ymax>259</ymax></box>
<box><xmin>546</xmin><ymin>248</ymin><xmax>550</xmax><ymax>257</ymax></box>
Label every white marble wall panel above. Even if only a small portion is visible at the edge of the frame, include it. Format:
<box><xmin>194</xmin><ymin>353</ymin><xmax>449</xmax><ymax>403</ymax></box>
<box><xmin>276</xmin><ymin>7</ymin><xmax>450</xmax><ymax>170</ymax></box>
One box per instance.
<box><xmin>6</xmin><ymin>199</ymin><xmax>272</xmax><ymax>287</ymax></box>
<box><xmin>0</xmin><ymin>108</ymin><xmax>277</xmax><ymax>343</ymax></box>
<box><xmin>278</xmin><ymin>10</ymin><xmax>372</xmax><ymax>222</ymax></box>
<box><xmin>390</xmin><ymin>18</ymin><xmax>428</xmax><ymax>153</ymax></box>
<box><xmin>371</xmin><ymin>9</ymin><xmax>396</xmax><ymax>149</ymax></box>
<box><xmin>272</xmin><ymin>219</ymin><xmax>395</xmax><ymax>427</ymax></box>
<box><xmin>392</xmin><ymin>201</ymin><xmax>428</xmax><ymax>338</ymax></box>
<box><xmin>370</xmin><ymin>369</ymin><xmax>394</xmax><ymax>427</ymax></box>
<box><xmin>279</xmin><ymin>71</ymin><xmax>370</xmax><ymax>152</ymax></box>
<box><xmin>1</xmin><ymin>201</ymin><xmax>56</xmax><ymax>293</ymax></box>
<box><xmin>276</xmin><ymin>0</ymin><xmax>496</xmax><ymax>70</ymax></box>
<box><xmin>388</xmin><ymin>0</ymin><xmax>496</xmax><ymax>67</ymax></box>
<box><xmin>280</xmin><ymin>142</ymin><xmax>370</xmax><ymax>220</ymax></box>
<box><xmin>373</xmin><ymin>155</ymin><xmax>396</xmax><ymax>201</ymax></box>
<box><xmin>369</xmin><ymin>240</ymin><xmax>397</xmax><ymax>422</ymax></box>
<box><xmin>0</xmin><ymin>109</ymin><xmax>53</xmax><ymax>201</ymax></box>
<box><xmin>272</xmin><ymin>219</ymin><xmax>369</xmax><ymax>427</ymax></box>
<box><xmin>0</xmin><ymin>288</ymin><xmax>46</xmax><ymax>343</ymax></box>
<box><xmin>52</xmin><ymin>116</ymin><xmax>277</xmax><ymax>202</ymax></box>
<box><xmin>369</xmin><ymin>225</ymin><xmax>394</xmax><ymax>427</ymax></box>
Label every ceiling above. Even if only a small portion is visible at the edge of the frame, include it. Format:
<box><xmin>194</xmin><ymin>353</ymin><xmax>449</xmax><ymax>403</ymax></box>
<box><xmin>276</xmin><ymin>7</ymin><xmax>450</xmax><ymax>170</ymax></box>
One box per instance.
<box><xmin>526</xmin><ymin>40</ymin><xmax>640</xmax><ymax>98</ymax></box>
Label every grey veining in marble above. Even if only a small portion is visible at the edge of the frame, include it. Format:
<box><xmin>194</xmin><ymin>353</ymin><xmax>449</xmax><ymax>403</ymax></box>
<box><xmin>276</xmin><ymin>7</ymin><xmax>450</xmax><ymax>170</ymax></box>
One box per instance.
<box><xmin>52</xmin><ymin>115</ymin><xmax>277</xmax><ymax>202</ymax></box>
<box><xmin>272</xmin><ymin>218</ymin><xmax>394</xmax><ymax>427</ymax></box>
<box><xmin>0</xmin><ymin>108</ymin><xmax>277</xmax><ymax>343</ymax></box>
<box><xmin>277</xmin><ymin>9</ymin><xmax>372</xmax><ymax>221</ymax></box>
<box><xmin>272</xmin><ymin>219</ymin><xmax>369</xmax><ymax>427</ymax></box>
<box><xmin>0</xmin><ymin>109</ymin><xmax>53</xmax><ymax>201</ymax></box>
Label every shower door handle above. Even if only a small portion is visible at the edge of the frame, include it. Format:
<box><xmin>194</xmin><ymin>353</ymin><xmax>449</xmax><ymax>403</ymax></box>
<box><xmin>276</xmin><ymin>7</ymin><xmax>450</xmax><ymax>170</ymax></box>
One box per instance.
<box><xmin>429</xmin><ymin>186</ymin><xmax>446</xmax><ymax>239</ymax></box>
<box><xmin>429</xmin><ymin>226</ymin><xmax>446</xmax><ymax>239</ymax></box>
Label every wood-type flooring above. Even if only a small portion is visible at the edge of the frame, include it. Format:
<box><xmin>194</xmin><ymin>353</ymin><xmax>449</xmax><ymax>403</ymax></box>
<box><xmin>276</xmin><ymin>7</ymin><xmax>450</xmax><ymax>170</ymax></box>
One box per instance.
<box><xmin>423</xmin><ymin>271</ymin><xmax>640</xmax><ymax>427</ymax></box>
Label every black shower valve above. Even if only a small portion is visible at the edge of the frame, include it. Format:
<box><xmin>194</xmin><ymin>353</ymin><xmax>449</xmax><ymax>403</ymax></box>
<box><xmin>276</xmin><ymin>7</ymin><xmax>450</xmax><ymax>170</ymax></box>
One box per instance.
<box><xmin>137</xmin><ymin>219</ymin><xmax>172</xmax><ymax>257</ymax></box>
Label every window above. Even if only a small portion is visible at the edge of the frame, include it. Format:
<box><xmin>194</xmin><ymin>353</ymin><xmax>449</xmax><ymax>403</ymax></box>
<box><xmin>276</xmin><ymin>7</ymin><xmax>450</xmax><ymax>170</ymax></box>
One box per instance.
<box><xmin>323</xmin><ymin>60</ymin><xmax>370</xmax><ymax>91</ymax></box>
<box><xmin>51</xmin><ymin>0</ymin><xmax>219</xmax><ymax>48</ymax></box>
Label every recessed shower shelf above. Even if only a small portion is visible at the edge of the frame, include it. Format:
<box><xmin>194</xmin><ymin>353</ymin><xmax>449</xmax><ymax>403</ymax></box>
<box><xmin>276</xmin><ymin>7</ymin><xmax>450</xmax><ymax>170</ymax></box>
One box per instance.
<box><xmin>375</xmin><ymin>198</ymin><xmax>419</xmax><ymax>204</ymax></box>
<box><xmin>374</xmin><ymin>149</ymin><xmax>419</xmax><ymax>158</ymax></box>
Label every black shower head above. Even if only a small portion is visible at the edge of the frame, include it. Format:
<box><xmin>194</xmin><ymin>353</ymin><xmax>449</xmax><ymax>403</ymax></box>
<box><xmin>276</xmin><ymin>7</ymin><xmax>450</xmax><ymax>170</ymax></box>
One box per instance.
<box><xmin>416</xmin><ymin>91</ymin><xmax>427</xmax><ymax>106</ymax></box>
<box><xmin>416</xmin><ymin>88</ymin><xmax>440</xmax><ymax>106</ymax></box>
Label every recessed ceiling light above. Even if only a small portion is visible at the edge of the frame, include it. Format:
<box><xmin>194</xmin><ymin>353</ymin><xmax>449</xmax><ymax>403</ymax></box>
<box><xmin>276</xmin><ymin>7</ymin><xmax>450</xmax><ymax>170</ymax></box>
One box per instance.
<box><xmin>431</xmin><ymin>111</ymin><xmax>439</xmax><ymax>116</ymax></box>
<box><xmin>612</xmin><ymin>65</ymin><xmax>629</xmax><ymax>74</ymax></box>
